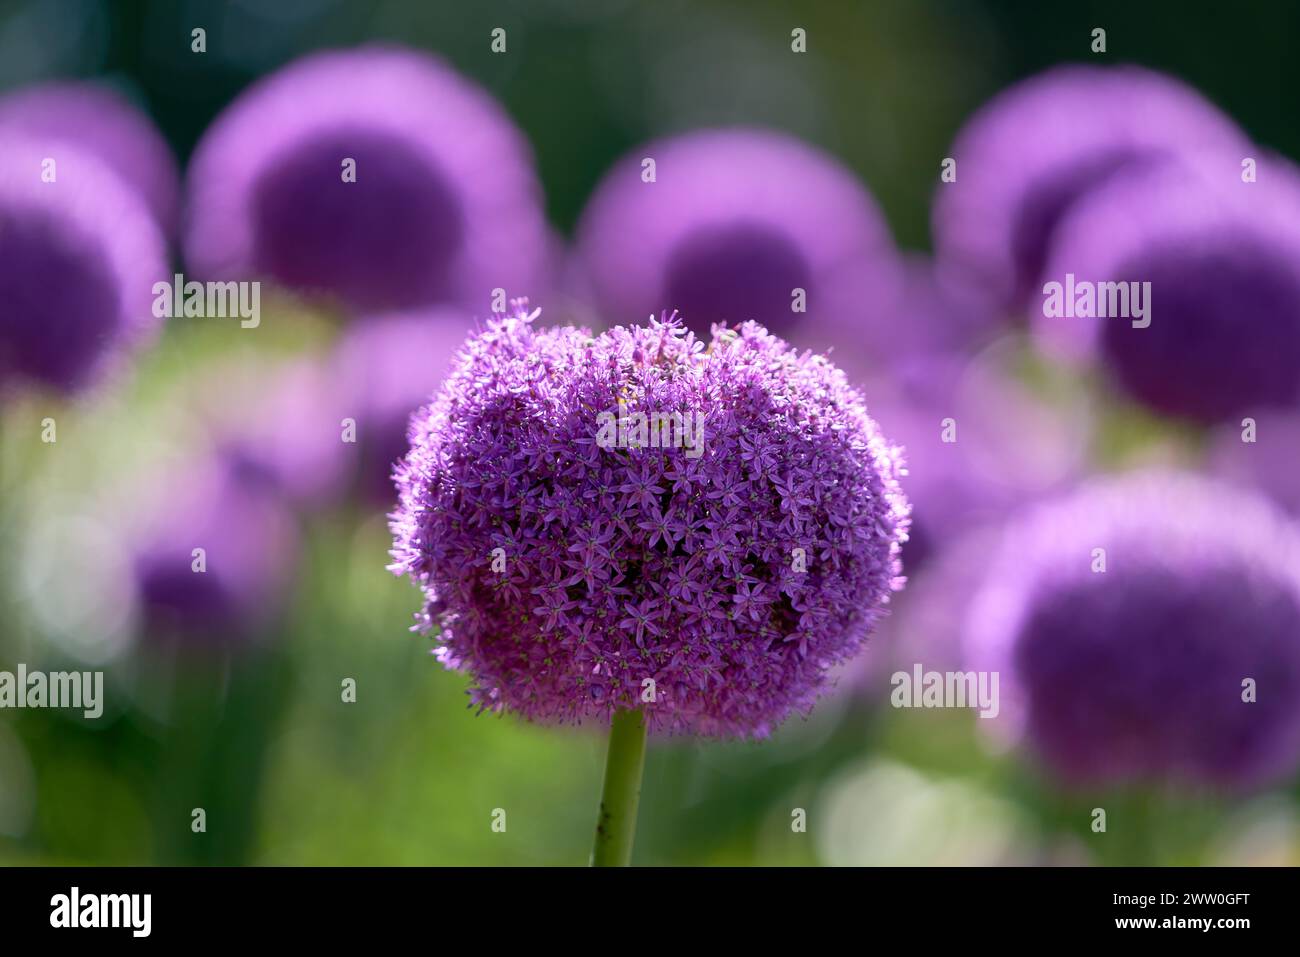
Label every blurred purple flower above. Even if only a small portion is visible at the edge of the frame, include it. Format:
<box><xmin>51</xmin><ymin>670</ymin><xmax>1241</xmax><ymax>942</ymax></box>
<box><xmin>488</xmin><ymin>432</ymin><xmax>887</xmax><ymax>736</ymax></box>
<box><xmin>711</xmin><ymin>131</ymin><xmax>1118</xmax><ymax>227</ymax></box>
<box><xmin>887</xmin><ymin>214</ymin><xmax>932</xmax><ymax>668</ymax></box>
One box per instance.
<box><xmin>0</xmin><ymin>81</ymin><xmax>180</xmax><ymax>236</ymax></box>
<box><xmin>844</xmin><ymin>525</ymin><xmax>1000</xmax><ymax>705</ymax></box>
<box><xmin>852</xmin><ymin>255</ymin><xmax>997</xmax><ymax>370</ymax></box>
<box><xmin>1208</xmin><ymin>412</ymin><xmax>1300</xmax><ymax>518</ymax></box>
<box><xmin>967</xmin><ymin>470</ymin><xmax>1300</xmax><ymax>788</ymax></box>
<box><xmin>853</xmin><ymin>340</ymin><xmax>1090</xmax><ymax>571</ymax></box>
<box><xmin>132</xmin><ymin>455</ymin><xmax>300</xmax><ymax>646</ymax></box>
<box><xmin>864</xmin><ymin>387</ymin><xmax>994</xmax><ymax>572</ymax></box>
<box><xmin>203</xmin><ymin>312</ymin><xmax>470</xmax><ymax>511</ymax></box>
<box><xmin>208</xmin><ymin>359</ymin><xmax>352</xmax><ymax>510</ymax></box>
<box><xmin>573</xmin><ymin>128</ymin><xmax>900</xmax><ymax>346</ymax></box>
<box><xmin>1038</xmin><ymin>151</ymin><xmax>1300</xmax><ymax>423</ymax></box>
<box><xmin>390</xmin><ymin>306</ymin><xmax>909</xmax><ymax>738</ymax></box>
<box><xmin>0</xmin><ymin>137</ymin><xmax>166</xmax><ymax>394</ymax></box>
<box><xmin>933</xmin><ymin>65</ymin><xmax>1247</xmax><ymax>312</ymax></box>
<box><xmin>183</xmin><ymin>45</ymin><xmax>551</xmax><ymax>314</ymax></box>
<box><xmin>334</xmin><ymin>310</ymin><xmax>472</xmax><ymax>503</ymax></box>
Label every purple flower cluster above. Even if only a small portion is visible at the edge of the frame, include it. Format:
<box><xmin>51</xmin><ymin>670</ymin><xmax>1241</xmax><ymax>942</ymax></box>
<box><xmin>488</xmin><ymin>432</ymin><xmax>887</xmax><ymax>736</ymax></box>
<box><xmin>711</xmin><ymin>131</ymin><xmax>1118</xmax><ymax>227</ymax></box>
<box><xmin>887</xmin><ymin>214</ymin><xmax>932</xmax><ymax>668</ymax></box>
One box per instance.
<box><xmin>933</xmin><ymin>64</ymin><xmax>1247</xmax><ymax>311</ymax></box>
<box><xmin>390</xmin><ymin>306</ymin><xmax>909</xmax><ymax>737</ymax></box>
<box><xmin>0</xmin><ymin>136</ymin><xmax>166</xmax><ymax>394</ymax></box>
<box><xmin>967</xmin><ymin>471</ymin><xmax>1300</xmax><ymax>788</ymax></box>
<box><xmin>184</xmin><ymin>46</ymin><xmax>550</xmax><ymax>314</ymax></box>
<box><xmin>930</xmin><ymin>63</ymin><xmax>1300</xmax><ymax>428</ymax></box>
<box><xmin>0</xmin><ymin>81</ymin><xmax>180</xmax><ymax>236</ymax></box>
<box><xmin>573</xmin><ymin>128</ymin><xmax>899</xmax><ymax>346</ymax></box>
<box><xmin>1039</xmin><ymin>152</ymin><xmax>1300</xmax><ymax>422</ymax></box>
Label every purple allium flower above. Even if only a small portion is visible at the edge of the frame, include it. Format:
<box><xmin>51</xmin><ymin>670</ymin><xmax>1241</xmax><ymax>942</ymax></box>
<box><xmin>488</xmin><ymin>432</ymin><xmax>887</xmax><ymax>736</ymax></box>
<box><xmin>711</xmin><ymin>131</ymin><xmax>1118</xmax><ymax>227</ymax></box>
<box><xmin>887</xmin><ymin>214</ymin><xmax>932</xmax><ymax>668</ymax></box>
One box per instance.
<box><xmin>0</xmin><ymin>81</ymin><xmax>180</xmax><ymax>235</ymax></box>
<box><xmin>131</xmin><ymin>455</ymin><xmax>299</xmax><ymax>646</ymax></box>
<box><xmin>966</xmin><ymin>470</ymin><xmax>1300</xmax><ymax>788</ymax></box>
<box><xmin>933</xmin><ymin>65</ymin><xmax>1247</xmax><ymax>311</ymax></box>
<box><xmin>390</xmin><ymin>306</ymin><xmax>910</xmax><ymax>738</ymax></box>
<box><xmin>0</xmin><ymin>136</ymin><xmax>167</xmax><ymax>394</ymax></box>
<box><xmin>183</xmin><ymin>46</ymin><xmax>551</xmax><ymax>314</ymax></box>
<box><xmin>1037</xmin><ymin>152</ymin><xmax>1300</xmax><ymax>423</ymax></box>
<box><xmin>573</xmin><ymin>129</ymin><xmax>899</xmax><ymax>345</ymax></box>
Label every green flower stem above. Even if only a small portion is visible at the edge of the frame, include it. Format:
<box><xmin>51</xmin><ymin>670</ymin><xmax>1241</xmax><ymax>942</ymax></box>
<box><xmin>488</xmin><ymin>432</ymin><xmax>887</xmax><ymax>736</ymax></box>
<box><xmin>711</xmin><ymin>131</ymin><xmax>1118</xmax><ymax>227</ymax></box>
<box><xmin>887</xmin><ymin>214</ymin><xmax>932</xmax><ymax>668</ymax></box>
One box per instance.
<box><xmin>590</xmin><ymin>708</ymin><xmax>647</xmax><ymax>867</ymax></box>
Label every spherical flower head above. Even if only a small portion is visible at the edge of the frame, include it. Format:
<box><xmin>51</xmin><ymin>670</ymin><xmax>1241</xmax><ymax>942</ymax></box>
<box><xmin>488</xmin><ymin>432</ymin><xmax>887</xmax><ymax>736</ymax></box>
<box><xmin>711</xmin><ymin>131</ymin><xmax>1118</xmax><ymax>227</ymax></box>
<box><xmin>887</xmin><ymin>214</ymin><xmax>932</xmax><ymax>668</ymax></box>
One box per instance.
<box><xmin>573</xmin><ymin>128</ymin><xmax>899</xmax><ymax>346</ymax></box>
<box><xmin>966</xmin><ymin>470</ymin><xmax>1300</xmax><ymax>789</ymax></box>
<box><xmin>390</xmin><ymin>306</ymin><xmax>910</xmax><ymax>738</ymax></box>
<box><xmin>0</xmin><ymin>136</ymin><xmax>166</xmax><ymax>394</ymax></box>
<box><xmin>0</xmin><ymin>81</ymin><xmax>180</xmax><ymax>236</ymax></box>
<box><xmin>932</xmin><ymin>65</ymin><xmax>1247</xmax><ymax>311</ymax></box>
<box><xmin>131</xmin><ymin>455</ymin><xmax>300</xmax><ymax>647</ymax></box>
<box><xmin>184</xmin><ymin>45</ymin><xmax>551</xmax><ymax>313</ymax></box>
<box><xmin>1037</xmin><ymin>151</ymin><xmax>1300</xmax><ymax>423</ymax></box>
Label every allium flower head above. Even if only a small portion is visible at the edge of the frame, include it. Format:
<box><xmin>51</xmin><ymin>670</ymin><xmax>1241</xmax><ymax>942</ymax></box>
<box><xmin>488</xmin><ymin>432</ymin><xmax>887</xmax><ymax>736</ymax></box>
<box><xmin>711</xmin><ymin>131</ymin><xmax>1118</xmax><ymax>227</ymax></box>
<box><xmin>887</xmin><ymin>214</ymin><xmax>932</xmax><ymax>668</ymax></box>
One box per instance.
<box><xmin>933</xmin><ymin>65</ymin><xmax>1247</xmax><ymax>310</ymax></box>
<box><xmin>184</xmin><ymin>45</ymin><xmax>550</xmax><ymax>313</ymax></box>
<box><xmin>1038</xmin><ymin>152</ymin><xmax>1300</xmax><ymax>423</ymax></box>
<box><xmin>0</xmin><ymin>137</ymin><xmax>166</xmax><ymax>393</ymax></box>
<box><xmin>0</xmin><ymin>81</ymin><xmax>180</xmax><ymax>235</ymax></box>
<box><xmin>573</xmin><ymin>129</ymin><xmax>899</xmax><ymax>344</ymax></box>
<box><xmin>390</xmin><ymin>306</ymin><xmax>909</xmax><ymax>737</ymax></box>
<box><xmin>966</xmin><ymin>471</ymin><xmax>1300</xmax><ymax>788</ymax></box>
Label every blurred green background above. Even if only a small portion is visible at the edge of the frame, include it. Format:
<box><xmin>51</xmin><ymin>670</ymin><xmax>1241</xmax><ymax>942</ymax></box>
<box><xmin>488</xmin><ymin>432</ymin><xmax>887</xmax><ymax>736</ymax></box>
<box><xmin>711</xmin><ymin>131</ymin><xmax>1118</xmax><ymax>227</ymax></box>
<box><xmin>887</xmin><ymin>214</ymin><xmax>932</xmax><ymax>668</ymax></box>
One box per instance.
<box><xmin>1</xmin><ymin>0</ymin><xmax>1299</xmax><ymax>866</ymax></box>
